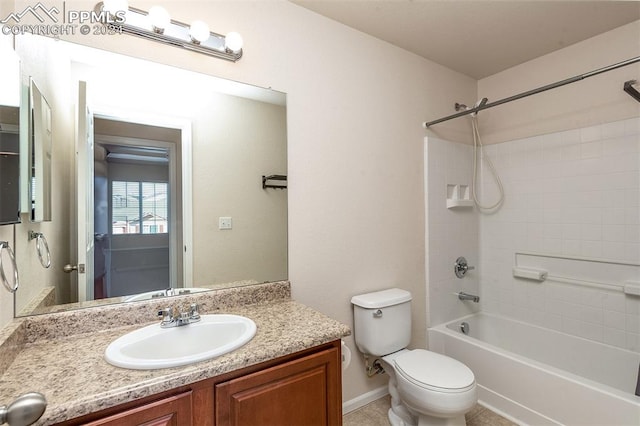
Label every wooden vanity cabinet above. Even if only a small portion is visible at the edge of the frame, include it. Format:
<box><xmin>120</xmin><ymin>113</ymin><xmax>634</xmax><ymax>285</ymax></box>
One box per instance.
<box><xmin>56</xmin><ymin>341</ymin><xmax>342</xmax><ymax>426</ymax></box>
<box><xmin>215</xmin><ymin>345</ymin><xmax>341</xmax><ymax>426</ymax></box>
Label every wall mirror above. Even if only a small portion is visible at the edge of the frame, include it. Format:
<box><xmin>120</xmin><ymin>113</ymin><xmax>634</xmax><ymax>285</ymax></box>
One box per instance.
<box><xmin>0</xmin><ymin>105</ymin><xmax>20</xmax><ymax>225</ymax></box>
<box><xmin>27</xmin><ymin>79</ymin><xmax>53</xmax><ymax>222</ymax></box>
<box><xmin>12</xmin><ymin>35</ymin><xmax>287</xmax><ymax>317</ymax></box>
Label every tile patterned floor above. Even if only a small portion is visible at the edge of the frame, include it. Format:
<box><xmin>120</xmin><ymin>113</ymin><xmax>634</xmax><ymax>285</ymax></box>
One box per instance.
<box><xmin>343</xmin><ymin>395</ymin><xmax>517</xmax><ymax>426</ymax></box>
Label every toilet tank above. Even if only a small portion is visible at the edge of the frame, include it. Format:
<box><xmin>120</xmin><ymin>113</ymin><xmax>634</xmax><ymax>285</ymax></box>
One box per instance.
<box><xmin>351</xmin><ymin>288</ymin><xmax>412</xmax><ymax>356</ymax></box>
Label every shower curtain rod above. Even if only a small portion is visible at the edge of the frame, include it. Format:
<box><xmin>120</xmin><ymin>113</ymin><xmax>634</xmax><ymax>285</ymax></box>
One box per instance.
<box><xmin>423</xmin><ymin>56</ymin><xmax>640</xmax><ymax>128</ymax></box>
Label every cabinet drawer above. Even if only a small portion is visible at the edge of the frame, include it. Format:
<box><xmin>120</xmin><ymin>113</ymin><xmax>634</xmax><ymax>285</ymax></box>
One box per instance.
<box><xmin>83</xmin><ymin>391</ymin><xmax>192</xmax><ymax>426</ymax></box>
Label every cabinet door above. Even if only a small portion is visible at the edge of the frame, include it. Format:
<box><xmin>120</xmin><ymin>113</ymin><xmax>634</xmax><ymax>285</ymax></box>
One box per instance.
<box><xmin>83</xmin><ymin>391</ymin><xmax>192</xmax><ymax>426</ymax></box>
<box><xmin>216</xmin><ymin>347</ymin><xmax>341</xmax><ymax>426</ymax></box>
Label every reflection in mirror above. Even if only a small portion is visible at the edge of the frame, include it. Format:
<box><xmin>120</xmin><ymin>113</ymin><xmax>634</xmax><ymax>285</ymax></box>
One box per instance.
<box><xmin>92</xmin><ymin>120</ymin><xmax>180</xmax><ymax>300</ymax></box>
<box><xmin>0</xmin><ymin>31</ymin><xmax>21</xmax><ymax>226</ymax></box>
<box><xmin>13</xmin><ymin>35</ymin><xmax>287</xmax><ymax>317</ymax></box>
<box><xmin>0</xmin><ymin>106</ymin><xmax>20</xmax><ymax>225</ymax></box>
<box><xmin>28</xmin><ymin>80</ymin><xmax>52</xmax><ymax>222</ymax></box>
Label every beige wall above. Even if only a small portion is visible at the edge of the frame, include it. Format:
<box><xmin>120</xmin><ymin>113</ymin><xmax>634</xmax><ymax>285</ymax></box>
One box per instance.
<box><xmin>477</xmin><ymin>20</ymin><xmax>640</xmax><ymax>144</ymax></box>
<box><xmin>191</xmin><ymin>94</ymin><xmax>287</xmax><ymax>285</ymax></box>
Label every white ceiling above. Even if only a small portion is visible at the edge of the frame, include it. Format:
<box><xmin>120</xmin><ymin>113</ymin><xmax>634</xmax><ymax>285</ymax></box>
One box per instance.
<box><xmin>292</xmin><ymin>1</ymin><xmax>640</xmax><ymax>79</ymax></box>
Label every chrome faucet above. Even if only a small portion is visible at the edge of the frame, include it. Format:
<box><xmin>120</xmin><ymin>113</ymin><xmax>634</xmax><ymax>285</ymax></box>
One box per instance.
<box><xmin>157</xmin><ymin>304</ymin><xmax>201</xmax><ymax>328</ymax></box>
<box><xmin>458</xmin><ymin>292</ymin><xmax>480</xmax><ymax>303</ymax></box>
<box><xmin>151</xmin><ymin>288</ymin><xmax>172</xmax><ymax>299</ymax></box>
<box><xmin>152</xmin><ymin>288</ymin><xmax>193</xmax><ymax>299</ymax></box>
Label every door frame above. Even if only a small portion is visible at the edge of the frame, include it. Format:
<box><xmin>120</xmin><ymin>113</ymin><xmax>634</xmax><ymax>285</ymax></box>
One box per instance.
<box><xmin>90</xmin><ymin>106</ymin><xmax>193</xmax><ymax>290</ymax></box>
<box><xmin>95</xmin><ymin>133</ymin><xmax>176</xmax><ymax>291</ymax></box>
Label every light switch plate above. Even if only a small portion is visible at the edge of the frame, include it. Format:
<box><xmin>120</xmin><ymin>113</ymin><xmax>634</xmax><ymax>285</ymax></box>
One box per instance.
<box><xmin>219</xmin><ymin>217</ymin><xmax>232</xmax><ymax>230</ymax></box>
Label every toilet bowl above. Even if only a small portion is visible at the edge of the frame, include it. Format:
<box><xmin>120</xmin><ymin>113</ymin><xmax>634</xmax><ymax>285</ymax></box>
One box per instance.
<box><xmin>383</xmin><ymin>349</ymin><xmax>477</xmax><ymax>426</ymax></box>
<box><xmin>351</xmin><ymin>288</ymin><xmax>477</xmax><ymax>426</ymax></box>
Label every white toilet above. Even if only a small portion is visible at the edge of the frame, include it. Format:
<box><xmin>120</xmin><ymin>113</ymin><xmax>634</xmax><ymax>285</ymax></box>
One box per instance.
<box><xmin>351</xmin><ymin>288</ymin><xmax>477</xmax><ymax>426</ymax></box>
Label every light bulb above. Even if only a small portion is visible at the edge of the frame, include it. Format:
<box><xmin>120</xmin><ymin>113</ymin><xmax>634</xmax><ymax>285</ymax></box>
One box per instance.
<box><xmin>224</xmin><ymin>32</ymin><xmax>243</xmax><ymax>53</ymax></box>
<box><xmin>102</xmin><ymin>0</ymin><xmax>129</xmax><ymax>15</ymax></box>
<box><xmin>148</xmin><ymin>6</ymin><xmax>170</xmax><ymax>33</ymax></box>
<box><xmin>189</xmin><ymin>20</ymin><xmax>210</xmax><ymax>44</ymax></box>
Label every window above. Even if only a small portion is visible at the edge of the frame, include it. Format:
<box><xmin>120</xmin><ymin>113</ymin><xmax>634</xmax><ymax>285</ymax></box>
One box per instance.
<box><xmin>112</xmin><ymin>181</ymin><xmax>168</xmax><ymax>235</ymax></box>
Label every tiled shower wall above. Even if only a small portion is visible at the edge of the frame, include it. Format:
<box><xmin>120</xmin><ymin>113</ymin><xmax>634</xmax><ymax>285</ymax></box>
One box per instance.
<box><xmin>479</xmin><ymin>117</ymin><xmax>640</xmax><ymax>351</ymax></box>
<box><xmin>426</xmin><ymin>117</ymin><xmax>640</xmax><ymax>351</ymax></box>
<box><xmin>425</xmin><ymin>136</ymin><xmax>480</xmax><ymax>326</ymax></box>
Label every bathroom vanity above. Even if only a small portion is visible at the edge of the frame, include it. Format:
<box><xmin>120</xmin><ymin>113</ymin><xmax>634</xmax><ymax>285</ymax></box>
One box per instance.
<box><xmin>0</xmin><ymin>282</ymin><xmax>349</xmax><ymax>425</ymax></box>
<box><xmin>60</xmin><ymin>342</ymin><xmax>340</xmax><ymax>425</ymax></box>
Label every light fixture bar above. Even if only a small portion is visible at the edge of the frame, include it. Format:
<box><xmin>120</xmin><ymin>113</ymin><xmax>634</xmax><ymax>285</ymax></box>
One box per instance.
<box><xmin>96</xmin><ymin>3</ymin><xmax>243</xmax><ymax>62</ymax></box>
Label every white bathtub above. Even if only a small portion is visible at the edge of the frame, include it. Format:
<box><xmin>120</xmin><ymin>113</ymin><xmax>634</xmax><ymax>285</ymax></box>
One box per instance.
<box><xmin>428</xmin><ymin>312</ymin><xmax>640</xmax><ymax>425</ymax></box>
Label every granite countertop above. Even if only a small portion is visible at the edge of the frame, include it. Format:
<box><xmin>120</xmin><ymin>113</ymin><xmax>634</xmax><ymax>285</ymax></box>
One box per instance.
<box><xmin>0</xmin><ymin>282</ymin><xmax>350</xmax><ymax>425</ymax></box>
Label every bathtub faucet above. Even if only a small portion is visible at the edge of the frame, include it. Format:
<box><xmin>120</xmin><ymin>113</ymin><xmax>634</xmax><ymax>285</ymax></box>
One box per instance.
<box><xmin>457</xmin><ymin>292</ymin><xmax>480</xmax><ymax>303</ymax></box>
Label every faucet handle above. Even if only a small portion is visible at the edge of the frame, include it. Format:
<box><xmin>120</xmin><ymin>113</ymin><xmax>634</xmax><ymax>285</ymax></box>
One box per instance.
<box><xmin>454</xmin><ymin>256</ymin><xmax>475</xmax><ymax>278</ymax></box>
<box><xmin>157</xmin><ymin>308</ymin><xmax>173</xmax><ymax>323</ymax></box>
<box><xmin>189</xmin><ymin>303</ymin><xmax>201</xmax><ymax>321</ymax></box>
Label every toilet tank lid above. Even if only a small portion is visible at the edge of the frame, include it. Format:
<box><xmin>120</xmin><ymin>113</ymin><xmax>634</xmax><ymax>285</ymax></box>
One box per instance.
<box><xmin>351</xmin><ymin>288</ymin><xmax>412</xmax><ymax>308</ymax></box>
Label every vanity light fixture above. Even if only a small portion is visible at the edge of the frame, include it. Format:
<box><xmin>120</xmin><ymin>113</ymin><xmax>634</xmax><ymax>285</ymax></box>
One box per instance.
<box><xmin>147</xmin><ymin>5</ymin><xmax>170</xmax><ymax>34</ymax></box>
<box><xmin>97</xmin><ymin>1</ymin><xmax>244</xmax><ymax>62</ymax></box>
<box><xmin>188</xmin><ymin>20</ymin><xmax>210</xmax><ymax>44</ymax></box>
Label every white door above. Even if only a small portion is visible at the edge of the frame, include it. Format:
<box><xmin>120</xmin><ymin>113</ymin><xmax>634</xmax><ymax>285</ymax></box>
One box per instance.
<box><xmin>75</xmin><ymin>81</ymin><xmax>94</xmax><ymax>302</ymax></box>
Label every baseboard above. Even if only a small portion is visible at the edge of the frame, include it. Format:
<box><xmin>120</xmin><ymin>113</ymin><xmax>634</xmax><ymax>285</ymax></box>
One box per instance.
<box><xmin>342</xmin><ymin>385</ymin><xmax>389</xmax><ymax>414</ymax></box>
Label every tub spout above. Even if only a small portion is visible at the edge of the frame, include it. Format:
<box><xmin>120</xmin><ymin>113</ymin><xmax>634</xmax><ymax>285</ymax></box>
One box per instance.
<box><xmin>458</xmin><ymin>292</ymin><xmax>480</xmax><ymax>303</ymax></box>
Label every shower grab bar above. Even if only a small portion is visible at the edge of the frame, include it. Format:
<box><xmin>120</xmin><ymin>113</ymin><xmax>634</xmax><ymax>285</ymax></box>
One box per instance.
<box><xmin>513</xmin><ymin>251</ymin><xmax>639</xmax><ymax>295</ymax></box>
<box><xmin>544</xmin><ymin>274</ymin><xmax>623</xmax><ymax>293</ymax></box>
<box><xmin>423</xmin><ymin>56</ymin><xmax>640</xmax><ymax>128</ymax></box>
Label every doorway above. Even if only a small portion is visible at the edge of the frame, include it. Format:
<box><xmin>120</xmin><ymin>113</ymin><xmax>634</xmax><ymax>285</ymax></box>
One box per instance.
<box><xmin>93</xmin><ymin>118</ymin><xmax>182</xmax><ymax>299</ymax></box>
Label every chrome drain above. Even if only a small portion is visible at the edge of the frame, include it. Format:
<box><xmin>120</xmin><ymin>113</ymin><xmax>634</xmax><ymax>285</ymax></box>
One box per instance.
<box><xmin>460</xmin><ymin>321</ymin><xmax>470</xmax><ymax>335</ymax></box>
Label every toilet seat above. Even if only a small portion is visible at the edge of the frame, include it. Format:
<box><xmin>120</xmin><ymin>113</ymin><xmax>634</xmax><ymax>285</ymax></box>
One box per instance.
<box><xmin>393</xmin><ymin>349</ymin><xmax>475</xmax><ymax>393</ymax></box>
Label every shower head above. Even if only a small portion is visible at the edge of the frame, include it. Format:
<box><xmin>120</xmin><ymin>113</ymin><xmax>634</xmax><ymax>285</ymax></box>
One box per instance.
<box><xmin>475</xmin><ymin>97</ymin><xmax>488</xmax><ymax>109</ymax></box>
<box><xmin>455</xmin><ymin>98</ymin><xmax>488</xmax><ymax>113</ymax></box>
<box><xmin>468</xmin><ymin>97</ymin><xmax>489</xmax><ymax>118</ymax></box>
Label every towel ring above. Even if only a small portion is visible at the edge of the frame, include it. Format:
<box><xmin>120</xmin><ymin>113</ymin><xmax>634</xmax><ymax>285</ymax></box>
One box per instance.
<box><xmin>28</xmin><ymin>231</ymin><xmax>51</xmax><ymax>269</ymax></box>
<box><xmin>0</xmin><ymin>241</ymin><xmax>19</xmax><ymax>293</ymax></box>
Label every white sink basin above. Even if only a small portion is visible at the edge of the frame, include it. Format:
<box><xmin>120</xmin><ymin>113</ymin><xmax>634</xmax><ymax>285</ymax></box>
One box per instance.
<box><xmin>105</xmin><ymin>314</ymin><xmax>256</xmax><ymax>370</ymax></box>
